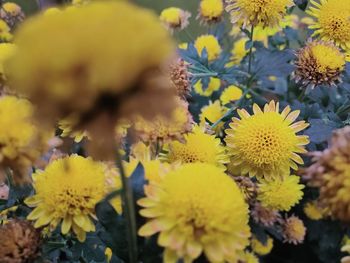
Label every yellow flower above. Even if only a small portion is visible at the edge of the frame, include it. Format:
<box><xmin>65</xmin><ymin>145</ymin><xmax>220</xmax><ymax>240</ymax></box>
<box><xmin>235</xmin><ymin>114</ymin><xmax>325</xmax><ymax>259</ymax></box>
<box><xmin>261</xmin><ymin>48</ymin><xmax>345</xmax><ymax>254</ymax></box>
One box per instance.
<box><xmin>138</xmin><ymin>163</ymin><xmax>251</xmax><ymax>263</ymax></box>
<box><xmin>307</xmin><ymin>0</ymin><xmax>350</xmax><ymax>49</ymax></box>
<box><xmin>194</xmin><ymin>77</ymin><xmax>221</xmax><ymax>96</ymax></box>
<box><xmin>240</xmin><ymin>251</ymin><xmax>259</xmax><ymax>263</ymax></box>
<box><xmin>0</xmin><ymin>19</ymin><xmax>12</xmax><ymax>41</ymax></box>
<box><xmin>1</xmin><ymin>2</ymin><xmax>22</xmax><ymax>16</ymax></box>
<box><xmin>294</xmin><ymin>40</ymin><xmax>346</xmax><ymax>88</ymax></box>
<box><xmin>105</xmin><ymin>247</ymin><xmax>112</xmax><ymax>262</ymax></box>
<box><xmin>133</xmin><ymin>99</ymin><xmax>193</xmax><ymax>143</ymax></box>
<box><xmin>220</xmin><ymin>85</ymin><xmax>243</xmax><ymax>105</ymax></box>
<box><xmin>282</xmin><ymin>215</ymin><xmax>306</xmax><ymax>245</ymax></box>
<box><xmin>43</xmin><ymin>7</ymin><xmax>61</xmax><ymax>16</ymax></box>
<box><xmin>7</xmin><ymin>1</ymin><xmax>175</xmax><ymax>132</ymax></box>
<box><xmin>198</xmin><ymin>0</ymin><xmax>224</xmax><ymax>23</ymax></box>
<box><xmin>225</xmin><ymin>101</ymin><xmax>309</xmax><ymax>180</ymax></box>
<box><xmin>0</xmin><ymin>96</ymin><xmax>51</xmax><ymax>184</ymax></box>
<box><xmin>251</xmin><ymin>236</ymin><xmax>274</xmax><ymax>256</ymax></box>
<box><xmin>178</xmin><ymin>42</ymin><xmax>188</xmax><ymax>49</ymax></box>
<box><xmin>59</xmin><ymin>116</ymin><xmax>89</xmax><ymax>143</ymax></box>
<box><xmin>303</xmin><ymin>201</ymin><xmax>324</xmax><ymax>220</ymax></box>
<box><xmin>0</xmin><ymin>43</ymin><xmax>16</xmax><ymax>81</ymax></box>
<box><xmin>25</xmin><ymin>155</ymin><xmax>107</xmax><ymax>242</ymax></box>
<box><xmin>230</xmin><ymin>38</ymin><xmax>249</xmax><ymax>65</ymax></box>
<box><xmin>199</xmin><ymin>100</ymin><xmax>226</xmax><ymax>133</ymax></box>
<box><xmin>163</xmin><ymin>126</ymin><xmax>229</xmax><ymax>168</ymax></box>
<box><xmin>225</xmin><ymin>0</ymin><xmax>293</xmax><ymax>28</ymax></box>
<box><xmin>258</xmin><ymin>175</ymin><xmax>304</xmax><ymax>211</ymax></box>
<box><xmin>159</xmin><ymin>7</ymin><xmax>191</xmax><ymax>31</ymax></box>
<box><xmin>194</xmin><ymin>34</ymin><xmax>222</xmax><ymax>61</ymax></box>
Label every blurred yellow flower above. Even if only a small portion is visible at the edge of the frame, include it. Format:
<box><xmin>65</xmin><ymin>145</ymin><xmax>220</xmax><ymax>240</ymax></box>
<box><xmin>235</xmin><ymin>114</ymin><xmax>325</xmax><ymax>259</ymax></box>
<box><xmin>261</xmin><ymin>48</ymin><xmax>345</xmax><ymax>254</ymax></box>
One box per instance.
<box><xmin>26</xmin><ymin>155</ymin><xmax>107</xmax><ymax>242</ymax></box>
<box><xmin>0</xmin><ymin>43</ymin><xmax>16</xmax><ymax>81</ymax></box>
<box><xmin>0</xmin><ymin>19</ymin><xmax>12</xmax><ymax>41</ymax></box>
<box><xmin>225</xmin><ymin>101</ymin><xmax>309</xmax><ymax>180</ymax></box>
<box><xmin>220</xmin><ymin>85</ymin><xmax>243</xmax><ymax>104</ymax></box>
<box><xmin>199</xmin><ymin>100</ymin><xmax>226</xmax><ymax>133</ymax></box>
<box><xmin>230</xmin><ymin>38</ymin><xmax>249</xmax><ymax>65</ymax></box>
<box><xmin>303</xmin><ymin>201</ymin><xmax>324</xmax><ymax>220</ymax></box>
<box><xmin>251</xmin><ymin>236</ymin><xmax>274</xmax><ymax>256</ymax></box>
<box><xmin>198</xmin><ymin>0</ymin><xmax>224</xmax><ymax>23</ymax></box>
<box><xmin>194</xmin><ymin>77</ymin><xmax>221</xmax><ymax>96</ymax></box>
<box><xmin>138</xmin><ymin>163</ymin><xmax>250</xmax><ymax>262</ymax></box>
<box><xmin>258</xmin><ymin>175</ymin><xmax>304</xmax><ymax>211</ymax></box>
<box><xmin>194</xmin><ymin>34</ymin><xmax>222</xmax><ymax>61</ymax></box>
<box><xmin>159</xmin><ymin>7</ymin><xmax>191</xmax><ymax>32</ymax></box>
<box><xmin>282</xmin><ymin>215</ymin><xmax>306</xmax><ymax>245</ymax></box>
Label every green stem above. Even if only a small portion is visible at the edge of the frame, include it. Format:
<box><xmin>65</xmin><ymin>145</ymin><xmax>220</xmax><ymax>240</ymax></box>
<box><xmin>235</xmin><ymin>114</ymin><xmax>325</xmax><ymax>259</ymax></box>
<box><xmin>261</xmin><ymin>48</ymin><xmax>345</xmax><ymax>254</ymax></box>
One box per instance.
<box><xmin>247</xmin><ymin>25</ymin><xmax>255</xmax><ymax>75</ymax></box>
<box><xmin>192</xmin><ymin>72</ymin><xmax>218</xmax><ymax>78</ymax></box>
<box><xmin>116</xmin><ymin>152</ymin><xmax>138</xmax><ymax>263</ymax></box>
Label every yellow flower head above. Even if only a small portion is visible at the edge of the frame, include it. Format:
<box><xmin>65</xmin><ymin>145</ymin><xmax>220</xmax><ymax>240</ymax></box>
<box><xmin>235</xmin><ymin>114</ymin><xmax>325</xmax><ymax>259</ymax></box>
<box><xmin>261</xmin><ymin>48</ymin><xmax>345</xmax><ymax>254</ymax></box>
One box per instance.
<box><xmin>251</xmin><ymin>236</ymin><xmax>274</xmax><ymax>256</ymax></box>
<box><xmin>220</xmin><ymin>85</ymin><xmax>243</xmax><ymax>105</ymax></box>
<box><xmin>225</xmin><ymin>0</ymin><xmax>293</xmax><ymax>28</ymax></box>
<box><xmin>159</xmin><ymin>7</ymin><xmax>191</xmax><ymax>31</ymax></box>
<box><xmin>194</xmin><ymin>34</ymin><xmax>222</xmax><ymax>61</ymax></box>
<box><xmin>0</xmin><ymin>19</ymin><xmax>12</xmax><ymax>41</ymax></box>
<box><xmin>258</xmin><ymin>175</ymin><xmax>304</xmax><ymax>211</ymax></box>
<box><xmin>303</xmin><ymin>201</ymin><xmax>324</xmax><ymax>220</ymax></box>
<box><xmin>225</xmin><ymin>101</ymin><xmax>309</xmax><ymax>180</ymax></box>
<box><xmin>229</xmin><ymin>38</ymin><xmax>249</xmax><ymax>65</ymax></box>
<box><xmin>163</xmin><ymin>126</ymin><xmax>229</xmax><ymax>168</ymax></box>
<box><xmin>59</xmin><ymin>116</ymin><xmax>89</xmax><ymax>143</ymax></box>
<box><xmin>0</xmin><ymin>43</ymin><xmax>16</xmax><ymax>81</ymax></box>
<box><xmin>307</xmin><ymin>0</ymin><xmax>350</xmax><ymax>49</ymax></box>
<box><xmin>0</xmin><ymin>96</ymin><xmax>51</xmax><ymax>184</ymax></box>
<box><xmin>134</xmin><ymin>99</ymin><xmax>193</xmax><ymax>143</ymax></box>
<box><xmin>282</xmin><ymin>215</ymin><xmax>306</xmax><ymax>245</ymax></box>
<box><xmin>25</xmin><ymin>155</ymin><xmax>108</xmax><ymax>242</ymax></box>
<box><xmin>199</xmin><ymin>100</ymin><xmax>226</xmax><ymax>133</ymax></box>
<box><xmin>240</xmin><ymin>251</ymin><xmax>259</xmax><ymax>263</ymax></box>
<box><xmin>194</xmin><ymin>77</ymin><xmax>221</xmax><ymax>96</ymax></box>
<box><xmin>138</xmin><ymin>163</ymin><xmax>251</xmax><ymax>262</ymax></box>
<box><xmin>295</xmin><ymin>40</ymin><xmax>346</xmax><ymax>88</ymax></box>
<box><xmin>198</xmin><ymin>0</ymin><xmax>224</xmax><ymax>23</ymax></box>
<box><xmin>7</xmin><ymin>1</ymin><xmax>175</xmax><ymax>126</ymax></box>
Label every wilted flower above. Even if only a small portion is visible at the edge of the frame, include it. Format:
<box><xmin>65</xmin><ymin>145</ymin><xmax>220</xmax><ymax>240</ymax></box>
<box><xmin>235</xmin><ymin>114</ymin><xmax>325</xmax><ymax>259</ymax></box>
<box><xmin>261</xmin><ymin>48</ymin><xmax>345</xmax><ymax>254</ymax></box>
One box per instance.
<box><xmin>282</xmin><ymin>215</ymin><xmax>306</xmax><ymax>245</ymax></box>
<box><xmin>306</xmin><ymin>0</ymin><xmax>350</xmax><ymax>50</ymax></box>
<box><xmin>0</xmin><ymin>219</ymin><xmax>41</xmax><ymax>263</ymax></box>
<box><xmin>0</xmin><ymin>2</ymin><xmax>25</xmax><ymax>28</ymax></box>
<box><xmin>304</xmin><ymin>126</ymin><xmax>350</xmax><ymax>222</ymax></box>
<box><xmin>169</xmin><ymin>59</ymin><xmax>191</xmax><ymax>99</ymax></box>
<box><xmin>251</xmin><ymin>236</ymin><xmax>274</xmax><ymax>256</ymax></box>
<box><xmin>233</xmin><ymin>176</ymin><xmax>257</xmax><ymax>202</ymax></box>
<box><xmin>194</xmin><ymin>34</ymin><xmax>222</xmax><ymax>61</ymax></box>
<box><xmin>199</xmin><ymin>100</ymin><xmax>226</xmax><ymax>133</ymax></box>
<box><xmin>225</xmin><ymin>101</ymin><xmax>309</xmax><ymax>180</ymax></box>
<box><xmin>159</xmin><ymin>7</ymin><xmax>191</xmax><ymax>32</ymax></box>
<box><xmin>194</xmin><ymin>77</ymin><xmax>221</xmax><ymax>96</ymax></box>
<box><xmin>25</xmin><ymin>155</ymin><xmax>108</xmax><ymax>242</ymax></box>
<box><xmin>225</xmin><ymin>0</ymin><xmax>293</xmax><ymax>28</ymax></box>
<box><xmin>220</xmin><ymin>85</ymin><xmax>243</xmax><ymax>105</ymax></box>
<box><xmin>198</xmin><ymin>0</ymin><xmax>224</xmax><ymax>24</ymax></box>
<box><xmin>138</xmin><ymin>163</ymin><xmax>251</xmax><ymax>262</ymax></box>
<box><xmin>294</xmin><ymin>40</ymin><xmax>346</xmax><ymax>88</ymax></box>
<box><xmin>257</xmin><ymin>175</ymin><xmax>304</xmax><ymax>211</ymax></box>
<box><xmin>251</xmin><ymin>202</ymin><xmax>281</xmax><ymax>227</ymax></box>
<box><xmin>0</xmin><ymin>96</ymin><xmax>51</xmax><ymax>184</ymax></box>
<box><xmin>163</xmin><ymin>126</ymin><xmax>229</xmax><ymax>168</ymax></box>
<box><xmin>7</xmin><ymin>1</ymin><xmax>177</xmax><ymax>159</ymax></box>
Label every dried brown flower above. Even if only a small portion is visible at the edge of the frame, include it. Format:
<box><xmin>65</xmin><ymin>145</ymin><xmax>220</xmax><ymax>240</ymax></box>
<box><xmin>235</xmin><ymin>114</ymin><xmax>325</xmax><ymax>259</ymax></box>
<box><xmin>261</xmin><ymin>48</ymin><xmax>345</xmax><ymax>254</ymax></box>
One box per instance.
<box><xmin>282</xmin><ymin>215</ymin><xmax>306</xmax><ymax>245</ymax></box>
<box><xmin>169</xmin><ymin>59</ymin><xmax>191</xmax><ymax>99</ymax></box>
<box><xmin>251</xmin><ymin>202</ymin><xmax>282</xmax><ymax>227</ymax></box>
<box><xmin>233</xmin><ymin>176</ymin><xmax>257</xmax><ymax>202</ymax></box>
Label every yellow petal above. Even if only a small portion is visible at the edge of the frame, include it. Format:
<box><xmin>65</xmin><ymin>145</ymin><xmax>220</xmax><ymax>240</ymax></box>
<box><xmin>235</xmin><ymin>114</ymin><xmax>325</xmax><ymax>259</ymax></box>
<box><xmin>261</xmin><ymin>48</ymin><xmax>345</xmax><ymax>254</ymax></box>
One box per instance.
<box><xmin>61</xmin><ymin>215</ymin><xmax>73</xmax><ymax>235</ymax></box>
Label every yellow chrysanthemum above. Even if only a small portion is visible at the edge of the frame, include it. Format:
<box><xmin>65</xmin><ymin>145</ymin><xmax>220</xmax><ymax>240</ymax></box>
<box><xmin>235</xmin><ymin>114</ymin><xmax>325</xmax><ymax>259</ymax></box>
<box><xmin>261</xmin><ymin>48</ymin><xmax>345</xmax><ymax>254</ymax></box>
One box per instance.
<box><xmin>225</xmin><ymin>101</ymin><xmax>309</xmax><ymax>180</ymax></box>
<box><xmin>25</xmin><ymin>155</ymin><xmax>107</xmax><ymax>242</ymax></box>
<box><xmin>7</xmin><ymin>1</ymin><xmax>175</xmax><ymax>128</ymax></box>
<box><xmin>225</xmin><ymin>0</ymin><xmax>293</xmax><ymax>28</ymax></box>
<box><xmin>194</xmin><ymin>34</ymin><xmax>222</xmax><ymax>61</ymax></box>
<box><xmin>229</xmin><ymin>38</ymin><xmax>249</xmax><ymax>65</ymax></box>
<box><xmin>198</xmin><ymin>0</ymin><xmax>224</xmax><ymax>23</ymax></box>
<box><xmin>251</xmin><ymin>236</ymin><xmax>274</xmax><ymax>256</ymax></box>
<box><xmin>0</xmin><ymin>96</ymin><xmax>51</xmax><ymax>184</ymax></box>
<box><xmin>282</xmin><ymin>215</ymin><xmax>306</xmax><ymax>245</ymax></box>
<box><xmin>199</xmin><ymin>100</ymin><xmax>226</xmax><ymax>133</ymax></box>
<box><xmin>59</xmin><ymin>116</ymin><xmax>89</xmax><ymax>143</ymax></box>
<box><xmin>307</xmin><ymin>0</ymin><xmax>350</xmax><ymax>49</ymax></box>
<box><xmin>138</xmin><ymin>163</ymin><xmax>251</xmax><ymax>263</ymax></box>
<box><xmin>240</xmin><ymin>251</ymin><xmax>259</xmax><ymax>263</ymax></box>
<box><xmin>303</xmin><ymin>201</ymin><xmax>324</xmax><ymax>220</ymax></box>
<box><xmin>0</xmin><ymin>43</ymin><xmax>16</xmax><ymax>81</ymax></box>
<box><xmin>1</xmin><ymin>2</ymin><xmax>22</xmax><ymax>16</ymax></box>
<box><xmin>159</xmin><ymin>7</ymin><xmax>191</xmax><ymax>31</ymax></box>
<box><xmin>163</xmin><ymin>126</ymin><xmax>229</xmax><ymax>168</ymax></box>
<box><xmin>0</xmin><ymin>19</ymin><xmax>12</xmax><ymax>41</ymax></box>
<box><xmin>194</xmin><ymin>77</ymin><xmax>221</xmax><ymax>96</ymax></box>
<box><xmin>220</xmin><ymin>85</ymin><xmax>243</xmax><ymax>105</ymax></box>
<box><xmin>258</xmin><ymin>175</ymin><xmax>304</xmax><ymax>211</ymax></box>
<box><xmin>133</xmin><ymin>99</ymin><xmax>192</xmax><ymax>143</ymax></box>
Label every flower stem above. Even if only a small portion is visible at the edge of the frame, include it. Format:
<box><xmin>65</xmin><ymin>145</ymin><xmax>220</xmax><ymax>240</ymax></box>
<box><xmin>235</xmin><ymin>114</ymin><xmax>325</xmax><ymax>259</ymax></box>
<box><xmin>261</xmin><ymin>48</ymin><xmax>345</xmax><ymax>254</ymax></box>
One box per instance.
<box><xmin>116</xmin><ymin>151</ymin><xmax>138</xmax><ymax>263</ymax></box>
<box><xmin>247</xmin><ymin>25</ymin><xmax>255</xmax><ymax>75</ymax></box>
